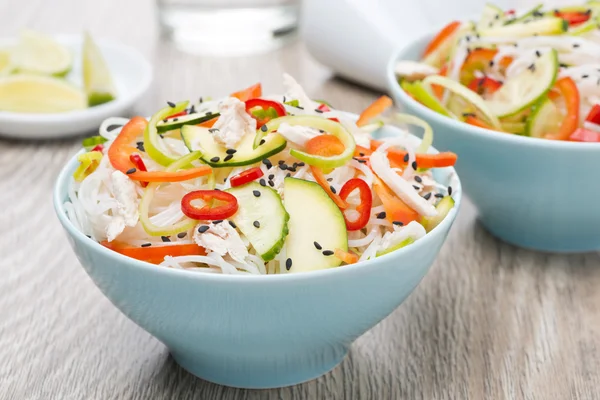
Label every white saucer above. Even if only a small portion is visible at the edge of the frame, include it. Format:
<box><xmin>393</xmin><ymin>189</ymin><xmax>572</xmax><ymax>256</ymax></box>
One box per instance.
<box><xmin>0</xmin><ymin>34</ymin><xmax>152</xmax><ymax>139</ymax></box>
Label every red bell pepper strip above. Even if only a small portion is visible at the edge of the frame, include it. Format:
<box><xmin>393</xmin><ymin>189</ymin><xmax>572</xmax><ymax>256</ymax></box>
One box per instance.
<box><xmin>370</xmin><ymin>140</ymin><xmax>457</xmax><ymax>168</ymax></box>
<box><xmin>423</xmin><ymin>21</ymin><xmax>461</xmax><ymax>57</ymax></box>
<box><xmin>230</xmin><ymin>167</ymin><xmax>264</xmax><ymax>187</ymax></box>
<box><xmin>129</xmin><ymin>153</ymin><xmax>148</xmax><ymax>187</ymax></box>
<box><xmin>231</xmin><ymin>83</ymin><xmax>262</xmax><ymax>102</ymax></box>
<box><xmin>546</xmin><ymin>77</ymin><xmax>580</xmax><ymax>141</ymax></box>
<box><xmin>181</xmin><ymin>190</ymin><xmax>238</xmax><ymax>220</ymax></box>
<box><xmin>465</xmin><ymin>115</ymin><xmax>496</xmax><ymax>130</ymax></box>
<box><xmin>569</xmin><ymin>127</ymin><xmax>600</xmax><ymax>142</ymax></box>
<box><xmin>338</xmin><ymin>178</ymin><xmax>372</xmax><ymax>231</ymax></box>
<box><xmin>101</xmin><ymin>241</ymin><xmax>205</xmax><ymax>264</ymax></box>
<box><xmin>373</xmin><ymin>177</ymin><xmax>419</xmax><ymax>225</ymax></box>
<box><xmin>467</xmin><ymin>76</ymin><xmax>502</xmax><ymax>96</ymax></box>
<box><xmin>245</xmin><ymin>98</ymin><xmax>286</xmax><ymax>127</ymax></box>
<box><xmin>585</xmin><ymin>104</ymin><xmax>600</xmax><ymax>125</ymax></box>
<box><xmin>555</xmin><ymin>10</ymin><xmax>590</xmax><ymax>26</ymax></box>
<box><xmin>108</xmin><ymin>117</ymin><xmax>212</xmax><ymax>183</ymax></box>
<box><xmin>356</xmin><ymin>96</ymin><xmax>393</xmax><ymax>127</ymax></box>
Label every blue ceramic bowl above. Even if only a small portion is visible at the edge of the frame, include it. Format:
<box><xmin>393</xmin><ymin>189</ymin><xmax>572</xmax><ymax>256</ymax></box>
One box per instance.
<box><xmin>53</xmin><ymin>124</ymin><xmax>461</xmax><ymax>389</ymax></box>
<box><xmin>388</xmin><ymin>34</ymin><xmax>600</xmax><ymax>253</ymax></box>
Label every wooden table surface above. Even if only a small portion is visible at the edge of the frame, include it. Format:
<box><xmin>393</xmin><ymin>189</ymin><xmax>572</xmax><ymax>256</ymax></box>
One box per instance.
<box><xmin>2</xmin><ymin>1</ymin><xmax>600</xmax><ymax>399</ymax></box>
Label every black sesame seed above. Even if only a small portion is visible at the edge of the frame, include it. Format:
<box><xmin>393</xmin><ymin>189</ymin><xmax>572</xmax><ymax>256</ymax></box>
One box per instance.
<box><xmin>448</xmin><ymin>186</ymin><xmax>453</xmax><ymax>196</ymax></box>
<box><xmin>527</xmin><ymin>63</ymin><xmax>536</xmax><ymax>72</ymax></box>
<box><xmin>413</xmin><ymin>185</ymin><xmax>420</xmax><ymax>190</ymax></box>
<box><xmin>286</xmin><ymin>172</ymin><xmax>291</xmax><ymax>178</ymax></box>
<box><xmin>253</xmin><ymin>220</ymin><xmax>260</xmax><ymax>228</ymax></box>
<box><xmin>260</xmin><ymin>125</ymin><xmax>268</xmax><ymax>132</ymax></box>
<box><xmin>260</xmin><ymin>139</ymin><xmax>266</xmax><ymax>146</ymax></box>
<box><xmin>297</xmin><ymin>162</ymin><xmax>305</xmax><ymax>167</ymax></box>
<box><xmin>489</xmin><ymin>60</ymin><xmax>494</xmax><ymax>67</ymax></box>
<box><xmin>259</xmin><ymin>179</ymin><xmax>266</xmax><ymax>186</ymax></box>
<box><xmin>161</xmin><ymin>236</ymin><xmax>171</xmax><ymax>242</ymax></box>
<box><xmin>228</xmin><ymin>220</ymin><xmax>237</xmax><ymax>229</ymax></box>
<box><xmin>268</xmin><ymin>174</ymin><xmax>274</xmax><ymax>179</ymax></box>
<box><xmin>167</xmin><ymin>101</ymin><xmax>176</xmax><ymax>108</ymax></box>
<box><xmin>162</xmin><ymin>119</ymin><xmax>168</xmax><ymax>123</ymax></box>
<box><xmin>199</xmin><ymin>97</ymin><xmax>203</xmax><ymax>103</ymax></box>
<box><xmin>189</xmin><ymin>105</ymin><xmax>196</xmax><ymax>114</ymax></box>
<box><xmin>462</xmin><ymin>112</ymin><xmax>476</xmax><ymax>118</ymax></box>
<box><xmin>573</xmin><ymin>43</ymin><xmax>580</xmax><ymax>48</ymax></box>
<box><xmin>173</xmin><ymin>118</ymin><xmax>179</xmax><ymax>122</ymax></box>
<box><xmin>223</xmin><ymin>154</ymin><xmax>234</xmax><ymax>162</ymax></box>
<box><xmin>280</xmin><ymin>163</ymin><xmax>288</xmax><ymax>170</ymax></box>
<box><xmin>136</xmin><ymin>141</ymin><xmax>145</xmax><ymax>152</ymax></box>
<box><xmin>210</xmin><ymin>156</ymin><xmax>220</xmax><ymax>163</ymax></box>
<box><xmin>198</xmin><ymin>225</ymin><xmax>209</xmax><ymax>233</ymax></box>
<box><xmin>141</xmin><ymin>243</ymin><xmax>152</xmax><ymax>247</ymax></box>
<box><xmin>357</xmin><ymin>159</ymin><xmax>366</xmax><ymax>163</ymax></box>
<box><xmin>263</xmin><ymin>159</ymin><xmax>272</xmax><ymax>169</ymax></box>
<box><xmin>278</xmin><ymin>160</ymin><xmax>285</xmax><ymax>165</ymax></box>
<box><xmin>393</xmin><ymin>221</ymin><xmax>403</xmax><ymax>226</ymax></box>
<box><xmin>208</xmin><ymin>128</ymin><xmax>219</xmax><ymax>133</ymax></box>
<box><xmin>403</xmin><ymin>153</ymin><xmax>409</xmax><ymax>162</ymax></box>
<box><xmin>213</xmin><ymin>220</ymin><xmax>223</xmax><ymax>224</ymax></box>
<box><xmin>583</xmin><ymin>74</ymin><xmax>589</xmax><ymax>79</ymax></box>
<box><xmin>205</xmin><ymin>111</ymin><xmax>212</xmax><ymax>116</ymax></box>
<box><xmin>286</xmin><ymin>258</ymin><xmax>292</xmax><ymax>270</ymax></box>
<box><xmin>535</xmin><ymin>50</ymin><xmax>541</xmax><ymax>57</ymax></box>
<box><xmin>376</xmin><ymin>211</ymin><xmax>387</xmax><ymax>219</ymax></box>
<box><xmin>423</xmin><ymin>193</ymin><xmax>432</xmax><ymax>200</ymax></box>
<box><xmin>269</xmin><ymin>180</ymin><xmax>274</xmax><ymax>187</ymax></box>
<box><xmin>86</xmin><ymin>235</ymin><xmax>91</xmax><ymax>239</ymax></box>
<box><xmin>253</xmin><ymin>190</ymin><xmax>261</xmax><ymax>197</ymax></box>
<box><xmin>412</xmin><ymin>161</ymin><xmax>418</xmax><ymax>170</ymax></box>
<box><xmin>414</xmin><ymin>176</ymin><xmax>422</xmax><ymax>183</ymax></box>
<box><xmin>435</xmin><ymin>193</ymin><xmax>444</xmax><ymax>198</ymax></box>
<box><xmin>315</xmin><ymin>108</ymin><xmax>324</xmax><ymax>113</ymax></box>
<box><xmin>296</xmin><ymin>106</ymin><xmax>304</xmax><ymax>110</ymax></box>
<box><xmin>126</xmin><ymin>168</ymin><xmax>136</xmax><ymax>174</ymax></box>
<box><xmin>494</xmin><ymin>13</ymin><xmax>499</xmax><ymax>20</ymax></box>
<box><xmin>177</xmin><ymin>232</ymin><xmax>187</xmax><ymax>238</ymax></box>
<box><xmin>226</xmin><ymin>148</ymin><xmax>237</xmax><ymax>155</ymax></box>
<box><xmin>560</xmin><ymin>63</ymin><xmax>569</xmax><ymax>68</ymax></box>
<box><xmin>330</xmin><ymin>186</ymin><xmax>337</xmax><ymax>194</ymax></box>
<box><xmin>288</xmin><ymin>167</ymin><xmax>297</xmax><ymax>173</ymax></box>
<box><xmin>159</xmin><ymin>134</ymin><xmax>164</xmax><ymax>139</ymax></box>
<box><xmin>359</xmin><ymin>152</ymin><xmax>365</xmax><ymax>157</ymax></box>
<box><xmin>322</xmin><ymin>250</ymin><xmax>334</xmax><ymax>256</ymax></box>
<box><xmin>314</xmin><ymin>241</ymin><xmax>322</xmax><ymax>250</ymax></box>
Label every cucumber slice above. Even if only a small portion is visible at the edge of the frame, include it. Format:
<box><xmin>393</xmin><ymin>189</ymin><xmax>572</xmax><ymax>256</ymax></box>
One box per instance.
<box><xmin>401</xmin><ymin>80</ymin><xmax>453</xmax><ymax>117</ymax></box>
<box><xmin>504</xmin><ymin>4</ymin><xmax>543</xmax><ymax>25</ymax></box>
<box><xmin>501</xmin><ymin>121</ymin><xmax>526</xmax><ymax>134</ymax></box>
<box><xmin>181</xmin><ymin>125</ymin><xmax>286</xmax><ymax>168</ymax></box>
<box><xmin>420</xmin><ymin>196</ymin><xmax>455</xmax><ymax>232</ymax></box>
<box><xmin>477</xmin><ymin>3</ymin><xmax>505</xmax><ymax>31</ymax></box>
<box><xmin>525</xmin><ymin>98</ymin><xmax>563</xmax><ymax>138</ymax></box>
<box><xmin>376</xmin><ymin>237</ymin><xmax>414</xmax><ymax>257</ymax></box>
<box><xmin>423</xmin><ymin>75</ymin><xmax>501</xmax><ymax>128</ymax></box>
<box><xmin>283</xmin><ymin>177</ymin><xmax>347</xmax><ymax>273</ymax></box>
<box><xmin>480</xmin><ymin>17</ymin><xmax>567</xmax><ymax>37</ymax></box>
<box><xmin>156</xmin><ymin>112</ymin><xmax>220</xmax><ymax>133</ymax></box>
<box><xmin>226</xmin><ymin>182</ymin><xmax>289</xmax><ymax>261</ymax></box>
<box><xmin>486</xmin><ymin>49</ymin><xmax>558</xmax><ymax>118</ymax></box>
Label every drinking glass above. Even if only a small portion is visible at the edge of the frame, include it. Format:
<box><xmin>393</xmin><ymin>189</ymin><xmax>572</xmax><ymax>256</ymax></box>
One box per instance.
<box><xmin>157</xmin><ymin>0</ymin><xmax>300</xmax><ymax>56</ymax></box>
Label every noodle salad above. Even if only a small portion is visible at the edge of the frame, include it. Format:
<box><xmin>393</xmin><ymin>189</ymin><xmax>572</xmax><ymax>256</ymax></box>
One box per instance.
<box><xmin>65</xmin><ymin>74</ymin><xmax>457</xmax><ymax>275</ymax></box>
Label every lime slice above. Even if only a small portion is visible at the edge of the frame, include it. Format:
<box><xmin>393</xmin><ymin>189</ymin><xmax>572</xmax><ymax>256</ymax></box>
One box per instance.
<box><xmin>14</xmin><ymin>30</ymin><xmax>72</xmax><ymax>77</ymax></box>
<box><xmin>83</xmin><ymin>32</ymin><xmax>116</xmax><ymax>106</ymax></box>
<box><xmin>0</xmin><ymin>74</ymin><xmax>86</xmax><ymax>113</ymax></box>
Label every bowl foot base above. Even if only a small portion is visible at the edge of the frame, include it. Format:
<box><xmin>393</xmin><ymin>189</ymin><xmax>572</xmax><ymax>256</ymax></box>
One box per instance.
<box><xmin>170</xmin><ymin>346</ymin><xmax>347</xmax><ymax>389</ymax></box>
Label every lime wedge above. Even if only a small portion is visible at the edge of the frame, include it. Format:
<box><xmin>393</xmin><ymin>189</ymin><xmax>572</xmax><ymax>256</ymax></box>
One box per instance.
<box><xmin>0</xmin><ymin>74</ymin><xmax>86</xmax><ymax>113</ymax></box>
<box><xmin>14</xmin><ymin>30</ymin><xmax>72</xmax><ymax>77</ymax></box>
<box><xmin>0</xmin><ymin>48</ymin><xmax>14</xmax><ymax>75</ymax></box>
<box><xmin>83</xmin><ymin>32</ymin><xmax>116</xmax><ymax>106</ymax></box>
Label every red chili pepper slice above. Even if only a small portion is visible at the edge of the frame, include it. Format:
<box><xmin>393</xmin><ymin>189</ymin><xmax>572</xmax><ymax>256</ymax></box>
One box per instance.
<box><xmin>245</xmin><ymin>98</ymin><xmax>286</xmax><ymax>127</ymax></box>
<box><xmin>546</xmin><ymin>77</ymin><xmax>580</xmax><ymax>141</ymax></box>
<box><xmin>316</xmin><ymin>102</ymin><xmax>340</xmax><ymax>122</ymax></box>
<box><xmin>555</xmin><ymin>10</ymin><xmax>590</xmax><ymax>26</ymax></box>
<box><xmin>570</xmin><ymin>127</ymin><xmax>600</xmax><ymax>142</ymax></box>
<box><xmin>91</xmin><ymin>144</ymin><xmax>104</xmax><ymax>152</ymax></box>
<box><xmin>168</xmin><ymin>110</ymin><xmax>187</xmax><ymax>119</ymax></box>
<box><xmin>230</xmin><ymin>167</ymin><xmax>264</xmax><ymax>187</ymax></box>
<box><xmin>181</xmin><ymin>190</ymin><xmax>238</xmax><ymax>220</ymax></box>
<box><xmin>467</xmin><ymin>76</ymin><xmax>502</xmax><ymax>96</ymax></box>
<box><xmin>585</xmin><ymin>104</ymin><xmax>600</xmax><ymax>125</ymax></box>
<box><xmin>129</xmin><ymin>153</ymin><xmax>148</xmax><ymax>187</ymax></box>
<box><xmin>338</xmin><ymin>178</ymin><xmax>372</xmax><ymax>231</ymax></box>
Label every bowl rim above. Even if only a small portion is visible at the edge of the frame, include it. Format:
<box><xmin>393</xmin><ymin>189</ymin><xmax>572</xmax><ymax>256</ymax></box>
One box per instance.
<box><xmin>53</xmin><ymin>121</ymin><xmax>462</xmax><ymax>283</ymax></box>
<box><xmin>387</xmin><ymin>31</ymin><xmax>600</xmax><ymax>152</ymax></box>
<box><xmin>0</xmin><ymin>34</ymin><xmax>153</xmax><ymax>124</ymax></box>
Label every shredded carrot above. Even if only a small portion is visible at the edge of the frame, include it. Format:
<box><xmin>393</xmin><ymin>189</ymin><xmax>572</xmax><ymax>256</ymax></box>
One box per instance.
<box><xmin>465</xmin><ymin>115</ymin><xmax>496</xmax><ymax>130</ymax></box>
<box><xmin>370</xmin><ymin>140</ymin><xmax>457</xmax><ymax>168</ymax></box>
<box><xmin>198</xmin><ymin>116</ymin><xmax>218</xmax><ymax>128</ymax></box>
<box><xmin>372</xmin><ymin>177</ymin><xmax>419</xmax><ymax>225</ymax></box>
<box><xmin>432</xmin><ymin>63</ymin><xmax>449</xmax><ymax>100</ymax></box>
<box><xmin>356</xmin><ymin>96</ymin><xmax>393</xmax><ymax>127</ymax></box>
<box><xmin>334</xmin><ymin>248</ymin><xmax>359</xmax><ymax>264</ymax></box>
<box><xmin>310</xmin><ymin>166</ymin><xmax>348</xmax><ymax>210</ymax></box>
<box><xmin>423</xmin><ymin>21</ymin><xmax>461</xmax><ymax>57</ymax></box>
<box><xmin>230</xmin><ymin>83</ymin><xmax>262</xmax><ymax>102</ymax></box>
